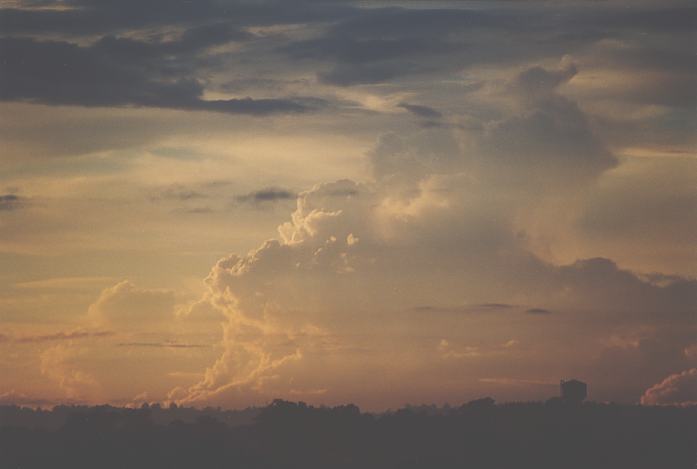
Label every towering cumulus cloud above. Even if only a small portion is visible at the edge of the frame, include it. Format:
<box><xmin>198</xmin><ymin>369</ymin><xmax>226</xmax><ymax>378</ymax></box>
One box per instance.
<box><xmin>173</xmin><ymin>65</ymin><xmax>696</xmax><ymax>407</ymax></box>
<box><xmin>88</xmin><ymin>281</ymin><xmax>176</xmax><ymax>329</ymax></box>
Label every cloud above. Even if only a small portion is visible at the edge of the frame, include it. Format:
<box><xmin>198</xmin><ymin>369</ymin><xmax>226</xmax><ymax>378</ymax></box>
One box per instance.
<box><xmin>588</xmin><ymin>331</ymin><xmax>696</xmax><ymax>403</ymax></box>
<box><xmin>283</xmin><ymin>7</ymin><xmax>538</xmax><ymax>86</ymax></box>
<box><xmin>470</xmin><ymin>62</ymin><xmax>617</xmax><ymax>188</ymax></box>
<box><xmin>87</xmin><ymin>280</ymin><xmax>176</xmax><ymax>328</ymax></box>
<box><xmin>478</xmin><ymin>303</ymin><xmax>515</xmax><ymax>310</ymax></box>
<box><xmin>0</xmin><ymin>0</ymin><xmax>354</xmax><ymax>36</ymax></box>
<box><xmin>0</xmin><ymin>194</ymin><xmax>24</xmax><ymax>211</ymax></box>
<box><xmin>281</xmin><ymin>3</ymin><xmax>696</xmax><ymax>86</ymax></box>
<box><xmin>684</xmin><ymin>344</ymin><xmax>697</xmax><ymax>360</ymax></box>
<box><xmin>640</xmin><ymin>369</ymin><xmax>697</xmax><ymax>406</ymax></box>
<box><xmin>398</xmin><ymin>103</ymin><xmax>442</xmax><ymax>119</ymax></box>
<box><xmin>478</xmin><ymin>377</ymin><xmax>555</xmax><ymax>387</ymax></box>
<box><xmin>236</xmin><ymin>188</ymin><xmax>297</xmax><ymax>204</ymax></box>
<box><xmin>40</xmin><ymin>344</ymin><xmax>99</xmax><ymax>400</ymax></box>
<box><xmin>116</xmin><ymin>342</ymin><xmax>210</xmax><ymax>349</ymax></box>
<box><xmin>437</xmin><ymin>339</ymin><xmax>481</xmax><ymax>359</ymax></box>
<box><xmin>155</xmin><ymin>185</ymin><xmax>209</xmax><ymax>201</ymax></box>
<box><xmin>177</xmin><ymin>296</ymin><xmax>226</xmax><ymax>322</ymax></box>
<box><xmin>502</xmin><ymin>339</ymin><xmax>519</xmax><ymax>349</ymax></box>
<box><xmin>0</xmin><ymin>390</ymin><xmax>60</xmax><ymax>407</ymax></box>
<box><xmin>180</xmin><ymin>206</ymin><xmax>215</xmax><ymax>215</ymax></box>
<box><xmin>13</xmin><ymin>276</ymin><xmax>115</xmax><ymax>289</ymax></box>
<box><xmin>13</xmin><ymin>330</ymin><xmax>114</xmax><ymax>343</ymax></box>
<box><xmin>172</xmin><ymin>171</ymin><xmax>697</xmax><ymax>405</ymax></box>
<box><xmin>1</xmin><ymin>51</ymin><xmax>691</xmax><ymax>406</ymax></box>
<box><xmin>574</xmin><ymin>156</ymin><xmax>697</xmax><ymax>274</ymax></box>
<box><xmin>525</xmin><ymin>308</ymin><xmax>553</xmax><ymax>315</ymax></box>
<box><xmin>368</xmin><ymin>128</ymin><xmax>463</xmax><ymax>185</ymax></box>
<box><xmin>549</xmin><ymin>257</ymin><xmax>697</xmax><ymax>317</ymax></box>
<box><xmin>3</xmin><ymin>1</ymin><xmax>694</xmax><ymax>122</ymax></box>
<box><xmin>0</xmin><ymin>36</ymin><xmax>320</xmax><ymax>114</ymax></box>
<box><xmin>364</xmin><ymin>62</ymin><xmax>617</xmax><ymax>194</ymax></box>
<box><xmin>411</xmin><ymin>303</ymin><xmax>515</xmax><ymax>314</ymax></box>
<box><xmin>3</xmin><ymin>0</ymin><xmax>695</xmax><ymax>408</ymax></box>
<box><xmin>513</xmin><ymin>63</ymin><xmax>579</xmax><ymax>100</ymax></box>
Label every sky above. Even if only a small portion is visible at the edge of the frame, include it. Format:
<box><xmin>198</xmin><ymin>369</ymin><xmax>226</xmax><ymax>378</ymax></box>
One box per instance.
<box><xmin>0</xmin><ymin>0</ymin><xmax>695</xmax><ymax>410</ymax></box>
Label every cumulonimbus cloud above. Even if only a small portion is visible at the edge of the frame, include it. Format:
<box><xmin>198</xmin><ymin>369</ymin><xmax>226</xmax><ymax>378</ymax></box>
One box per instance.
<box><xmin>641</xmin><ymin>369</ymin><xmax>697</xmax><ymax>406</ymax></box>
<box><xmin>163</xmin><ymin>64</ymin><xmax>696</xmax><ymax>407</ymax></box>
<box><xmin>174</xmin><ymin>176</ymin><xmax>696</xmax><ymax>405</ymax></box>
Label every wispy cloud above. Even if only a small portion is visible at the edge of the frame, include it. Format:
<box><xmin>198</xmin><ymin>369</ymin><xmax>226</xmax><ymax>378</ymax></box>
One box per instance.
<box><xmin>11</xmin><ymin>330</ymin><xmax>114</xmax><ymax>344</ymax></box>
<box><xmin>116</xmin><ymin>342</ymin><xmax>210</xmax><ymax>349</ymax></box>
<box><xmin>525</xmin><ymin>308</ymin><xmax>553</xmax><ymax>315</ymax></box>
<box><xmin>478</xmin><ymin>377</ymin><xmax>557</xmax><ymax>387</ymax></box>
<box><xmin>14</xmin><ymin>276</ymin><xmax>115</xmax><ymax>289</ymax></box>
<box><xmin>412</xmin><ymin>303</ymin><xmax>515</xmax><ymax>314</ymax></box>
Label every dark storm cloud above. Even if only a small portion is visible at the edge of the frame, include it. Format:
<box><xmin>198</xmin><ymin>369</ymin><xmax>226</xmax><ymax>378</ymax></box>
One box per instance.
<box><xmin>236</xmin><ymin>188</ymin><xmax>297</xmax><ymax>204</ymax></box>
<box><xmin>281</xmin><ymin>3</ymin><xmax>696</xmax><ymax>86</ymax></box>
<box><xmin>0</xmin><ymin>36</ymin><xmax>319</xmax><ymax>114</ymax></box>
<box><xmin>1</xmin><ymin>1</ymin><xmax>694</xmax><ymax>114</ymax></box>
<box><xmin>282</xmin><ymin>8</ymin><xmax>509</xmax><ymax>85</ymax></box>
<box><xmin>398</xmin><ymin>103</ymin><xmax>442</xmax><ymax>119</ymax></box>
<box><xmin>0</xmin><ymin>194</ymin><xmax>24</xmax><ymax>211</ymax></box>
<box><xmin>472</xmin><ymin>63</ymin><xmax>618</xmax><ymax>186</ymax></box>
<box><xmin>551</xmin><ymin>257</ymin><xmax>697</xmax><ymax>319</ymax></box>
<box><xmin>1</xmin><ymin>2</ymin><xmax>333</xmax><ymax>115</ymax></box>
<box><xmin>592</xmin><ymin>43</ymin><xmax>697</xmax><ymax>110</ymax></box>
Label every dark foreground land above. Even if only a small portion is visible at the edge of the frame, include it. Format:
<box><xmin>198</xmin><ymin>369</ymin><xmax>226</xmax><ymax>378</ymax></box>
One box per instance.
<box><xmin>1</xmin><ymin>399</ymin><xmax>695</xmax><ymax>469</ymax></box>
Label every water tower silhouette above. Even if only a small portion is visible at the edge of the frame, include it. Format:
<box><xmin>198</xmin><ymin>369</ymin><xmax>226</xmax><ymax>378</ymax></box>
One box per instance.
<box><xmin>560</xmin><ymin>379</ymin><xmax>587</xmax><ymax>404</ymax></box>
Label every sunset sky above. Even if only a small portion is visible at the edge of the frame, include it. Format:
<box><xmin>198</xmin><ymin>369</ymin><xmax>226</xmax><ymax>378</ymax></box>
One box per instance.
<box><xmin>0</xmin><ymin>0</ymin><xmax>695</xmax><ymax>410</ymax></box>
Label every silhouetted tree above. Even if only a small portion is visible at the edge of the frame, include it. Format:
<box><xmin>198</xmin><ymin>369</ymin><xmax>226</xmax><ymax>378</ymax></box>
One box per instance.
<box><xmin>0</xmin><ymin>400</ymin><xmax>694</xmax><ymax>468</ymax></box>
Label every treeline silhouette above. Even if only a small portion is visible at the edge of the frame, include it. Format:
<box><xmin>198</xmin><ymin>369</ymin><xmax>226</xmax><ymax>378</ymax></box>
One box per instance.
<box><xmin>1</xmin><ymin>399</ymin><xmax>695</xmax><ymax>468</ymax></box>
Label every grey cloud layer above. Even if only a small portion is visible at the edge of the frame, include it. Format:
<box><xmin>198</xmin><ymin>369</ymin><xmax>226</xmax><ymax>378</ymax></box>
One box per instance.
<box><xmin>0</xmin><ymin>0</ymin><xmax>355</xmax><ymax>36</ymax></box>
<box><xmin>1</xmin><ymin>1</ymin><xmax>694</xmax><ymax>118</ymax></box>
<box><xmin>0</xmin><ymin>36</ymin><xmax>318</xmax><ymax>114</ymax></box>
<box><xmin>283</xmin><ymin>4</ymin><xmax>696</xmax><ymax>86</ymax></box>
<box><xmin>0</xmin><ymin>0</ymin><xmax>353</xmax><ymax>113</ymax></box>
